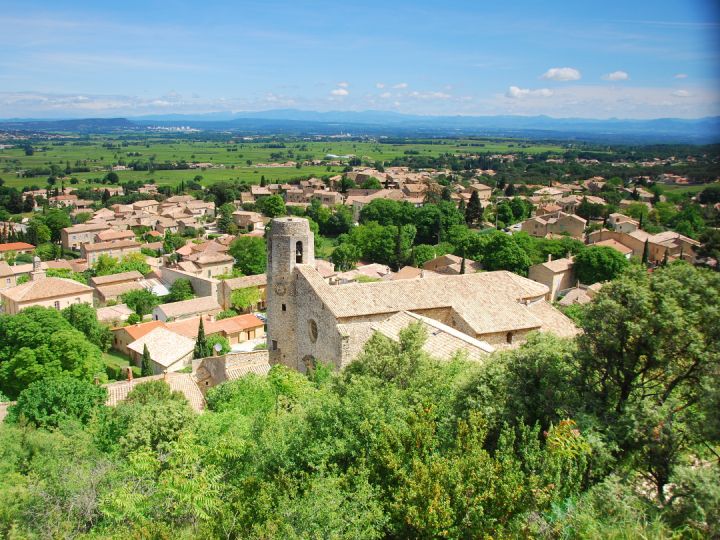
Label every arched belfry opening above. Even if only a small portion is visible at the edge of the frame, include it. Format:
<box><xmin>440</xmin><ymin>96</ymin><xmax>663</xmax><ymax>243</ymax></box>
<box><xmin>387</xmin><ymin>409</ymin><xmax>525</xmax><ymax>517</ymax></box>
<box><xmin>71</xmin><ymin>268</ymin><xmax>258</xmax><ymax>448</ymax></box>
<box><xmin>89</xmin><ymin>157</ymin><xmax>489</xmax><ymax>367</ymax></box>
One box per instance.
<box><xmin>295</xmin><ymin>241</ymin><xmax>304</xmax><ymax>264</ymax></box>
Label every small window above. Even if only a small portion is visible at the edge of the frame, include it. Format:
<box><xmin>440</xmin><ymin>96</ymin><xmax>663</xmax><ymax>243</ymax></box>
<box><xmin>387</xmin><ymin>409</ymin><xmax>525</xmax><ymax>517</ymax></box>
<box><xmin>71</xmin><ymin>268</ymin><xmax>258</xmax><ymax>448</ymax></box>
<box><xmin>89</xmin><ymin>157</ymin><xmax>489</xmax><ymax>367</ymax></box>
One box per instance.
<box><xmin>282</xmin><ymin>304</ymin><xmax>286</xmax><ymax>311</ymax></box>
<box><xmin>506</xmin><ymin>332</ymin><xmax>514</xmax><ymax>344</ymax></box>
<box><xmin>309</xmin><ymin>319</ymin><xmax>318</xmax><ymax>343</ymax></box>
<box><xmin>271</xmin><ymin>340</ymin><xmax>278</xmax><ymax>351</ymax></box>
<box><xmin>54</xmin><ymin>301</ymin><xmax>60</xmax><ymax>309</ymax></box>
<box><xmin>295</xmin><ymin>241</ymin><xmax>303</xmax><ymax>264</ymax></box>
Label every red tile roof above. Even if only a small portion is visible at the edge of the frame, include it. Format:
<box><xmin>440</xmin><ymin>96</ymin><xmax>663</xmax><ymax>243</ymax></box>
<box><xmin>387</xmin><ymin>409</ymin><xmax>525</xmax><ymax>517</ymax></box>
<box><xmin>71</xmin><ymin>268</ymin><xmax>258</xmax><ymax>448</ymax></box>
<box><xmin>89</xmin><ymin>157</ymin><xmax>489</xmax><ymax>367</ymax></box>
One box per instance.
<box><xmin>0</xmin><ymin>242</ymin><xmax>35</xmax><ymax>252</ymax></box>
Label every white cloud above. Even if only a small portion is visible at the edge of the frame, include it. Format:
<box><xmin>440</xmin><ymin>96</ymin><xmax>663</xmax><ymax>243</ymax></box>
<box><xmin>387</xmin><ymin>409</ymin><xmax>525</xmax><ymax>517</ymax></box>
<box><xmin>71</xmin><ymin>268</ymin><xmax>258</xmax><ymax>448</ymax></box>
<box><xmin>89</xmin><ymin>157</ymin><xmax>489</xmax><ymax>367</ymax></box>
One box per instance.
<box><xmin>541</xmin><ymin>67</ymin><xmax>581</xmax><ymax>81</ymax></box>
<box><xmin>603</xmin><ymin>70</ymin><xmax>629</xmax><ymax>81</ymax></box>
<box><xmin>393</xmin><ymin>82</ymin><xmax>408</xmax><ymax>89</ymax></box>
<box><xmin>506</xmin><ymin>86</ymin><xmax>553</xmax><ymax>99</ymax></box>
<box><xmin>337</xmin><ymin>81</ymin><xmax>349</xmax><ymax>88</ymax></box>
<box><xmin>672</xmin><ymin>89</ymin><xmax>690</xmax><ymax>97</ymax></box>
<box><xmin>375</xmin><ymin>82</ymin><xmax>385</xmax><ymax>89</ymax></box>
<box><xmin>409</xmin><ymin>91</ymin><xmax>451</xmax><ymax>100</ymax></box>
<box><xmin>379</xmin><ymin>92</ymin><xmax>392</xmax><ymax>99</ymax></box>
<box><xmin>674</xmin><ymin>73</ymin><xmax>688</xmax><ymax>79</ymax></box>
<box><xmin>330</xmin><ymin>88</ymin><xmax>349</xmax><ymax>96</ymax></box>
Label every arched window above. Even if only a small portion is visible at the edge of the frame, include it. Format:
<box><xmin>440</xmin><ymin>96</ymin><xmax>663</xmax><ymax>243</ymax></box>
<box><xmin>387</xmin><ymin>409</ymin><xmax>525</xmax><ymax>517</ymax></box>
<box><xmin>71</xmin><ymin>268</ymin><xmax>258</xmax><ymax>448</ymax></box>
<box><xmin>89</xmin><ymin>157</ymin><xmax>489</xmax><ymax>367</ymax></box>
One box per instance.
<box><xmin>295</xmin><ymin>241</ymin><xmax>303</xmax><ymax>264</ymax></box>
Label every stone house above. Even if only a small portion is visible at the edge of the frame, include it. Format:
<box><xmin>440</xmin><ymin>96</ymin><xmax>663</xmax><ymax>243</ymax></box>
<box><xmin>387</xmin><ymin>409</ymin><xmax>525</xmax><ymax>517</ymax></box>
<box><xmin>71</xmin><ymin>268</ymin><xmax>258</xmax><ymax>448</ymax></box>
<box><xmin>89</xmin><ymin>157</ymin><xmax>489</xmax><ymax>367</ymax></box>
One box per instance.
<box><xmin>61</xmin><ymin>223</ymin><xmax>111</xmax><ymax>250</ymax></box>
<box><xmin>0</xmin><ymin>259</ymin><xmax>94</xmax><ymax>315</ymax></box>
<box><xmin>528</xmin><ymin>257</ymin><xmax>576</xmax><ymax>301</ymax></box>
<box><xmin>153</xmin><ymin>296</ymin><xmax>222</xmax><ymax>322</ymax></box>
<box><xmin>521</xmin><ymin>212</ymin><xmax>587</xmax><ymax>239</ymax></box>
<box><xmin>81</xmin><ymin>239</ymin><xmax>142</xmax><ymax>264</ymax></box>
<box><xmin>127</xmin><ymin>327</ymin><xmax>195</xmax><ymax>373</ymax></box>
<box><xmin>219</xmin><ymin>273</ymin><xmax>267</xmax><ymax>310</ymax></box>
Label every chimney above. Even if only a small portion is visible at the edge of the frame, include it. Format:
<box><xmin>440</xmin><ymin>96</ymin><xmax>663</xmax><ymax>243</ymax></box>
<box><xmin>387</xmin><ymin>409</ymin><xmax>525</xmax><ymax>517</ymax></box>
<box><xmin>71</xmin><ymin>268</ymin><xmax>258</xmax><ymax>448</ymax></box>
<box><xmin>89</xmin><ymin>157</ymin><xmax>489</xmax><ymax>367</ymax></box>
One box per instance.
<box><xmin>30</xmin><ymin>255</ymin><xmax>46</xmax><ymax>281</ymax></box>
<box><xmin>163</xmin><ymin>369</ymin><xmax>169</xmax><ymax>382</ymax></box>
<box><xmin>93</xmin><ymin>375</ymin><xmax>100</xmax><ymax>385</ymax></box>
<box><xmin>126</xmin><ymin>366</ymin><xmax>133</xmax><ymax>381</ymax></box>
<box><xmin>547</xmin><ymin>254</ymin><xmax>552</xmax><ymax>263</ymax></box>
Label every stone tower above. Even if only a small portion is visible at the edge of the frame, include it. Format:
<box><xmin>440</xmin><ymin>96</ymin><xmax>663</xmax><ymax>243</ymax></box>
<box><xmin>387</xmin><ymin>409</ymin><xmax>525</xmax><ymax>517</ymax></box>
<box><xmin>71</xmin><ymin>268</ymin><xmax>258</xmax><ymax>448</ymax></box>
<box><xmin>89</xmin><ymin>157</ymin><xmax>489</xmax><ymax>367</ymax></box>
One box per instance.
<box><xmin>266</xmin><ymin>217</ymin><xmax>315</xmax><ymax>368</ymax></box>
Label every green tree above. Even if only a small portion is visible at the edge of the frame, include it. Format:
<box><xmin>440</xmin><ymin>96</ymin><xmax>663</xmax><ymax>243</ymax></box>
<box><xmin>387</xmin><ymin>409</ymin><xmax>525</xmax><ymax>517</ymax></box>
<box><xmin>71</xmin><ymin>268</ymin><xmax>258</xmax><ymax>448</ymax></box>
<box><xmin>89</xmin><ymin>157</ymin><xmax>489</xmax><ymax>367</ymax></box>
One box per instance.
<box><xmin>0</xmin><ymin>307</ymin><xmax>104</xmax><ymax>398</ymax></box>
<box><xmin>62</xmin><ymin>303</ymin><xmax>113</xmax><ymax>352</ymax></box>
<box><xmin>194</xmin><ymin>318</ymin><xmax>210</xmax><ymax>359</ymax></box>
<box><xmin>7</xmin><ymin>376</ymin><xmax>107</xmax><ymax>428</ymax></box>
<box><xmin>641</xmin><ymin>238</ymin><xmax>650</xmax><ymax>265</ymax></box>
<box><xmin>228</xmin><ymin>235</ymin><xmax>267</xmax><ymax>275</ymax></box>
<box><xmin>574</xmin><ymin>245</ymin><xmax>630</xmax><ymax>284</ymax></box>
<box><xmin>480</xmin><ymin>232</ymin><xmax>533</xmax><ymax>275</ymax></box>
<box><xmin>330</xmin><ymin>242</ymin><xmax>361</xmax><ymax>271</ymax></box>
<box><xmin>206</xmin><ymin>334</ymin><xmax>231</xmax><ymax>355</ymax></box>
<box><xmin>360</xmin><ymin>176</ymin><xmax>382</xmax><ymax>189</ymax></box>
<box><xmin>257</xmin><ymin>194</ymin><xmax>286</xmax><ymax>218</ymax></box>
<box><xmin>121</xmin><ymin>289</ymin><xmax>160</xmax><ymax>316</ymax></box>
<box><xmin>141</xmin><ymin>344</ymin><xmax>153</xmax><ymax>376</ymax></box>
<box><xmin>216</xmin><ymin>202</ymin><xmax>235</xmax><ymax>233</ymax></box>
<box><xmin>465</xmin><ymin>190</ymin><xmax>483</xmax><ymax>225</ymax></box>
<box><xmin>230</xmin><ymin>286</ymin><xmax>261</xmax><ymax>312</ymax></box>
<box><xmin>167</xmin><ymin>278</ymin><xmax>195</xmax><ymax>302</ymax></box>
<box><xmin>411</xmin><ymin>244</ymin><xmax>437</xmax><ymax>267</ymax></box>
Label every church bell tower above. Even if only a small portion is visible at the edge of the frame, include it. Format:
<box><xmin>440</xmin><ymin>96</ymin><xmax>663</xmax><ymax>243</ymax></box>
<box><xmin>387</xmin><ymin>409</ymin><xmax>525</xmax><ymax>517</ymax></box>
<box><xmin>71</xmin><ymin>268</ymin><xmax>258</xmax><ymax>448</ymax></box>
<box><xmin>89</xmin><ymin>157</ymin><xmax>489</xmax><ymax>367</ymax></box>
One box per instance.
<box><xmin>266</xmin><ymin>217</ymin><xmax>315</xmax><ymax>367</ymax></box>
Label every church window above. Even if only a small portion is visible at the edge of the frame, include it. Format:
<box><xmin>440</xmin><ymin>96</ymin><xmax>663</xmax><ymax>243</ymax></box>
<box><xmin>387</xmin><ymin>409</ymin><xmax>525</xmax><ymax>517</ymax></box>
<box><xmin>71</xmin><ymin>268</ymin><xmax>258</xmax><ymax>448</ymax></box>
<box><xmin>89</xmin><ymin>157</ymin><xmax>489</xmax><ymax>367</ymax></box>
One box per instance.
<box><xmin>282</xmin><ymin>304</ymin><xmax>286</xmax><ymax>311</ymax></box>
<box><xmin>295</xmin><ymin>241</ymin><xmax>303</xmax><ymax>264</ymax></box>
<box><xmin>309</xmin><ymin>319</ymin><xmax>318</xmax><ymax>343</ymax></box>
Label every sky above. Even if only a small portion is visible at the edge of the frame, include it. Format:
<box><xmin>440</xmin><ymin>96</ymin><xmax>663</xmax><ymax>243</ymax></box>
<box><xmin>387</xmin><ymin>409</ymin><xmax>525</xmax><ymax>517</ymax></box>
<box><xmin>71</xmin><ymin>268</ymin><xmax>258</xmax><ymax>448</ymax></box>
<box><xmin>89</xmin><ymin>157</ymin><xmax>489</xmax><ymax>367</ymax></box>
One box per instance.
<box><xmin>1</xmin><ymin>0</ymin><xmax>719</xmax><ymax>119</ymax></box>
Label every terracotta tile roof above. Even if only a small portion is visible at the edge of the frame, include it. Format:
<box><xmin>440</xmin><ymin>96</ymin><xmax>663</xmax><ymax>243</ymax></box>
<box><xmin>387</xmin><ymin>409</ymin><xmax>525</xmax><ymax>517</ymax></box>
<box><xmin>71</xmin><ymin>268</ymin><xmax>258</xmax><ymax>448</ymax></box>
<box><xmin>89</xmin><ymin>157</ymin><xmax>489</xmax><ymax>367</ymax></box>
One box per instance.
<box><xmin>0</xmin><ymin>242</ymin><xmax>35</xmax><ymax>252</ymax></box>
<box><xmin>96</xmin><ymin>230</ymin><xmax>135</xmax><ymax>242</ymax></box>
<box><xmin>120</xmin><ymin>320</ymin><xmax>167</xmax><ymax>341</ymax></box>
<box><xmin>63</xmin><ymin>223</ymin><xmax>110</xmax><ymax>234</ymax></box>
<box><xmin>595</xmin><ymin>239</ymin><xmax>633</xmax><ymax>255</ymax></box>
<box><xmin>1</xmin><ymin>276</ymin><xmax>93</xmax><ymax>302</ymax></box>
<box><xmin>104</xmin><ymin>372</ymin><xmax>205</xmax><ymax>411</ymax></box>
<box><xmin>95</xmin><ymin>281</ymin><xmax>145</xmax><ymax>299</ymax></box>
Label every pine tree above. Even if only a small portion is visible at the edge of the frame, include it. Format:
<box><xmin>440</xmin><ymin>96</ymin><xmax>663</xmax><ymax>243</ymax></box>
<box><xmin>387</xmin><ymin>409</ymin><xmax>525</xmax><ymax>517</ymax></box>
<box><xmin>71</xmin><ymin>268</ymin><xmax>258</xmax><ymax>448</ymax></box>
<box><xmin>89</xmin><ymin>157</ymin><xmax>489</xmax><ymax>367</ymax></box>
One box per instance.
<box><xmin>194</xmin><ymin>318</ymin><xmax>210</xmax><ymax>359</ymax></box>
<box><xmin>642</xmin><ymin>239</ymin><xmax>650</xmax><ymax>265</ymax></box>
<box><xmin>465</xmin><ymin>190</ymin><xmax>483</xmax><ymax>225</ymax></box>
<box><xmin>141</xmin><ymin>344</ymin><xmax>153</xmax><ymax>376</ymax></box>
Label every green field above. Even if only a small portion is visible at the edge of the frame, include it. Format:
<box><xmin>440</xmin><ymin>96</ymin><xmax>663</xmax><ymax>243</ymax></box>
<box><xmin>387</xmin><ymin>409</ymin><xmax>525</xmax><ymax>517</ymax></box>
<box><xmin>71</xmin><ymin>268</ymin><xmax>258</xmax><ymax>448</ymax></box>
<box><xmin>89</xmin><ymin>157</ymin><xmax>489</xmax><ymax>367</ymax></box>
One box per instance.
<box><xmin>0</xmin><ymin>137</ymin><xmax>566</xmax><ymax>190</ymax></box>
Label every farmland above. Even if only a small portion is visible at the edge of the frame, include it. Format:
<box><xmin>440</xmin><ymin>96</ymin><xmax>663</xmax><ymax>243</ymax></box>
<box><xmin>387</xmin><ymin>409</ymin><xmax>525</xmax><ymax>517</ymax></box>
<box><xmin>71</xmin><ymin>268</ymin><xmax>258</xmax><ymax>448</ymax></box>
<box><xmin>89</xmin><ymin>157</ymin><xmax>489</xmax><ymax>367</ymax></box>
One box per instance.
<box><xmin>0</xmin><ymin>136</ymin><xmax>567</xmax><ymax>190</ymax></box>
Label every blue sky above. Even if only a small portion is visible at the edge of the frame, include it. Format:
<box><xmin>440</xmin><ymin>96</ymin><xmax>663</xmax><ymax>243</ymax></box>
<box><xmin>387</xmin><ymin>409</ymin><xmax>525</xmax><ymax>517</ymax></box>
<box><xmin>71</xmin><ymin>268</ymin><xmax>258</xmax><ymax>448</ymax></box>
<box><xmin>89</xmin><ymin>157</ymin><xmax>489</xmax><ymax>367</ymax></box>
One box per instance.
<box><xmin>1</xmin><ymin>0</ymin><xmax>718</xmax><ymax>118</ymax></box>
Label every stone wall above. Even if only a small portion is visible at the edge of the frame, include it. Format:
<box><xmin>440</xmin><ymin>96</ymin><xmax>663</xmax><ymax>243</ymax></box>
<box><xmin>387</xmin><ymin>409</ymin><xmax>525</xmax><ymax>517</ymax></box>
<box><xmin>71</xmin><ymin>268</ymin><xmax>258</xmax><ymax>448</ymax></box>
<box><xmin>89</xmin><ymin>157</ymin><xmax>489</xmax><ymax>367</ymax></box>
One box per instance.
<box><xmin>159</xmin><ymin>267</ymin><xmax>219</xmax><ymax>300</ymax></box>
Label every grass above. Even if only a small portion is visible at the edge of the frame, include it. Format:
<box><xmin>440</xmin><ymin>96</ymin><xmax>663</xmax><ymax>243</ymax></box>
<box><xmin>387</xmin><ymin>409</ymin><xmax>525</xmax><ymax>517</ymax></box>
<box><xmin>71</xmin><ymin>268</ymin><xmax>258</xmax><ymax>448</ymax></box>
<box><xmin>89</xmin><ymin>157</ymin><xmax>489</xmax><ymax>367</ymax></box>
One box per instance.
<box><xmin>102</xmin><ymin>349</ymin><xmax>131</xmax><ymax>377</ymax></box>
<box><xmin>0</xmin><ymin>136</ymin><xmax>567</xmax><ymax>190</ymax></box>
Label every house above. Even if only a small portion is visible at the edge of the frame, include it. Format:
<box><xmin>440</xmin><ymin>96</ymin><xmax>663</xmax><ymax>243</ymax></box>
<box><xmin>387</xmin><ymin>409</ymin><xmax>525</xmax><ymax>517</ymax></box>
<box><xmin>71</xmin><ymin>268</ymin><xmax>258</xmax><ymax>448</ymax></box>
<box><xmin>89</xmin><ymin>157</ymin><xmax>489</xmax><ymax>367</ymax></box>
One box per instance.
<box><xmin>607</xmin><ymin>213</ymin><xmax>639</xmax><ymax>233</ymax></box>
<box><xmin>0</xmin><ymin>261</ymin><xmax>33</xmax><ymax>290</ymax></box>
<box><xmin>465</xmin><ymin>183</ymin><xmax>493</xmax><ymax>201</ymax></box>
<box><xmin>127</xmin><ymin>327</ymin><xmax>196</xmax><ymax>373</ymax></box>
<box><xmin>132</xmin><ymin>200</ymin><xmax>160</xmax><ymax>213</ymax></box>
<box><xmin>153</xmin><ymin>296</ymin><xmax>222</xmax><ymax>322</ymax></box>
<box><xmin>0</xmin><ymin>258</ymin><xmax>94</xmax><ymax>315</ymax></box>
<box><xmin>90</xmin><ymin>270</ymin><xmax>145</xmax><ymax>304</ymax></box>
<box><xmin>166</xmin><ymin>313</ymin><xmax>265</xmax><ymax>345</ymax></box>
<box><xmin>587</xmin><ymin>229</ymin><xmax>700</xmax><ymax>264</ymax></box>
<box><xmin>232</xmin><ymin>211</ymin><xmax>265</xmax><ymax>231</ymax></box>
<box><xmin>111</xmin><ymin>320</ymin><xmax>166</xmax><ymax>356</ymax></box>
<box><xmin>176</xmin><ymin>253</ymin><xmax>234</xmax><ymax>279</ymax></box>
<box><xmin>95</xmin><ymin>229</ymin><xmax>135</xmax><ymax>243</ymax></box>
<box><xmin>528</xmin><ymin>257</ymin><xmax>576</xmax><ymax>301</ymax></box>
<box><xmin>61</xmin><ymin>223</ymin><xmax>111</xmax><ymax>250</ymax></box>
<box><xmin>193</xmin><ymin>351</ymin><xmax>271</xmax><ymax>391</ymax></box>
<box><xmin>105</xmin><ymin>372</ymin><xmax>206</xmax><ymax>411</ymax></box>
<box><xmin>422</xmin><ymin>254</ymin><xmax>482</xmax><ymax>275</ymax></box>
<box><xmin>96</xmin><ymin>303</ymin><xmax>135</xmax><ymax>326</ymax></box>
<box><xmin>593</xmin><ymin>239</ymin><xmax>634</xmax><ymax>259</ymax></box>
<box><xmin>219</xmin><ymin>273</ymin><xmax>268</xmax><ymax>310</ymax></box>
<box><xmin>81</xmin><ymin>239</ymin><xmax>142</xmax><ymax>264</ymax></box>
<box><xmin>521</xmin><ymin>212</ymin><xmax>587</xmax><ymax>239</ymax></box>
<box><xmin>0</xmin><ymin>242</ymin><xmax>35</xmax><ymax>259</ymax></box>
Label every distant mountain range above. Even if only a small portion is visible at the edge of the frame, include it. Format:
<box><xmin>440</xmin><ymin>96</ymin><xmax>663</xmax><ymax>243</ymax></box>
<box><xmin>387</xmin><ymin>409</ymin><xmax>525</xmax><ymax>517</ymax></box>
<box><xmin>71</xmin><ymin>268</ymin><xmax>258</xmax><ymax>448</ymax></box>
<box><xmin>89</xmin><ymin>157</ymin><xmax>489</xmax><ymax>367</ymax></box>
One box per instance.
<box><xmin>1</xmin><ymin>110</ymin><xmax>719</xmax><ymax>143</ymax></box>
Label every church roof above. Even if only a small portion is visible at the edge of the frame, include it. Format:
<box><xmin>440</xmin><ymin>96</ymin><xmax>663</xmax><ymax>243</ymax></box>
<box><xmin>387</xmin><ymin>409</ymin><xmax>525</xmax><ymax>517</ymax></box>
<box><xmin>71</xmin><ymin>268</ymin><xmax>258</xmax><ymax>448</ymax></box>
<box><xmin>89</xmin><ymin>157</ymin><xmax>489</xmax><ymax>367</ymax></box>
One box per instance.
<box><xmin>296</xmin><ymin>265</ymin><xmax>552</xmax><ymax>335</ymax></box>
<box><xmin>1</xmin><ymin>276</ymin><xmax>93</xmax><ymax>302</ymax></box>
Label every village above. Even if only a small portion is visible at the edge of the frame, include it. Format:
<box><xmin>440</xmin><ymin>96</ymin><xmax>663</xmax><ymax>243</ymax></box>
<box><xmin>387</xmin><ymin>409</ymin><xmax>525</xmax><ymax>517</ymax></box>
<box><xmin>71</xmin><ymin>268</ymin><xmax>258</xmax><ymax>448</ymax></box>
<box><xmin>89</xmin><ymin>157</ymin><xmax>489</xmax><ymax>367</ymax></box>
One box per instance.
<box><xmin>0</xmin><ymin>160</ymin><xmax>714</xmax><ymax>411</ymax></box>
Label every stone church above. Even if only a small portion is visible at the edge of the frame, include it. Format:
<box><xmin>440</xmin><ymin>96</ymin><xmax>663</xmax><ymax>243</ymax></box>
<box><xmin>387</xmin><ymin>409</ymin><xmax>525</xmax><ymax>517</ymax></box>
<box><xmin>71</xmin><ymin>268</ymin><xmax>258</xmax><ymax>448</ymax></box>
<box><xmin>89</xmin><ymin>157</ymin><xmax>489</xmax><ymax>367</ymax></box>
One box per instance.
<box><xmin>266</xmin><ymin>217</ymin><xmax>578</xmax><ymax>372</ymax></box>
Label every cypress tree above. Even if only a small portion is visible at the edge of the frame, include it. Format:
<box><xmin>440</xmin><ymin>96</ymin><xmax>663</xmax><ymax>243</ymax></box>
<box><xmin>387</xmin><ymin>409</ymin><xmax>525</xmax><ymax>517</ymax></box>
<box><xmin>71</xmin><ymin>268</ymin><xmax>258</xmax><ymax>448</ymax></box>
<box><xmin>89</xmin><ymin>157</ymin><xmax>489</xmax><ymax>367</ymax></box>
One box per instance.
<box><xmin>194</xmin><ymin>317</ymin><xmax>209</xmax><ymax>359</ymax></box>
<box><xmin>465</xmin><ymin>190</ymin><xmax>483</xmax><ymax>225</ymax></box>
<box><xmin>642</xmin><ymin>239</ymin><xmax>650</xmax><ymax>265</ymax></box>
<box><xmin>662</xmin><ymin>248</ymin><xmax>669</xmax><ymax>266</ymax></box>
<box><xmin>141</xmin><ymin>344</ymin><xmax>153</xmax><ymax>376</ymax></box>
